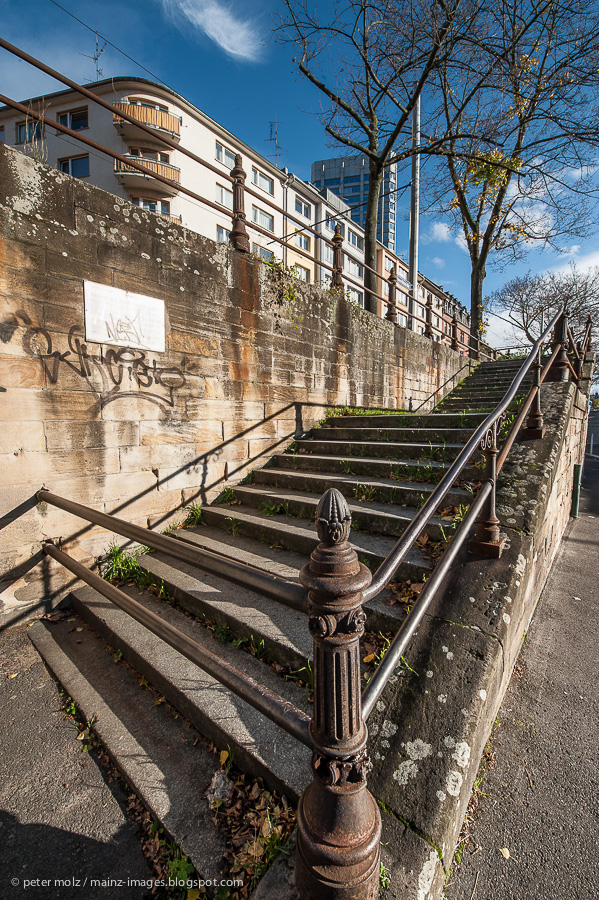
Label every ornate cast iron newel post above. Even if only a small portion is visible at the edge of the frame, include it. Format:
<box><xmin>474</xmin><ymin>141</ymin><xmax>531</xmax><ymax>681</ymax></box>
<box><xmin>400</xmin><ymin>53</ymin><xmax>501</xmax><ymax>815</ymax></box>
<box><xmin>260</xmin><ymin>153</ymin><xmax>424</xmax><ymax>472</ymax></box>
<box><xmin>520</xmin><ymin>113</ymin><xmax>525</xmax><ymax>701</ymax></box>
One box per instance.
<box><xmin>469</xmin><ymin>421</ymin><xmax>506</xmax><ymax>558</ymax></box>
<box><xmin>296</xmin><ymin>489</ymin><xmax>381</xmax><ymax>900</ymax></box>
<box><xmin>230</xmin><ymin>154</ymin><xmax>250</xmax><ymax>253</ymax></box>
<box><xmin>451</xmin><ymin>315</ymin><xmax>459</xmax><ymax>351</ymax></box>
<box><xmin>332</xmin><ymin>226</ymin><xmax>344</xmax><ymax>291</ymax></box>
<box><xmin>548</xmin><ymin>310</ymin><xmax>570</xmax><ymax>382</ymax></box>
<box><xmin>424</xmin><ymin>296</ymin><xmax>434</xmax><ymax>339</ymax></box>
<box><xmin>385</xmin><ymin>267</ymin><xmax>397</xmax><ymax>324</ymax></box>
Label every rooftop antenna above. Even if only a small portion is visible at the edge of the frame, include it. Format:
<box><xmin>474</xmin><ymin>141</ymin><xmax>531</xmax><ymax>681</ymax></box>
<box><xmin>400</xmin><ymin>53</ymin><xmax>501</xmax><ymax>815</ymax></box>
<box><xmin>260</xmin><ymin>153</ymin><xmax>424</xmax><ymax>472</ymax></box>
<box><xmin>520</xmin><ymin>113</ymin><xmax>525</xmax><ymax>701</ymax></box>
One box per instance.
<box><xmin>81</xmin><ymin>29</ymin><xmax>107</xmax><ymax>81</ymax></box>
<box><xmin>267</xmin><ymin>117</ymin><xmax>286</xmax><ymax>167</ymax></box>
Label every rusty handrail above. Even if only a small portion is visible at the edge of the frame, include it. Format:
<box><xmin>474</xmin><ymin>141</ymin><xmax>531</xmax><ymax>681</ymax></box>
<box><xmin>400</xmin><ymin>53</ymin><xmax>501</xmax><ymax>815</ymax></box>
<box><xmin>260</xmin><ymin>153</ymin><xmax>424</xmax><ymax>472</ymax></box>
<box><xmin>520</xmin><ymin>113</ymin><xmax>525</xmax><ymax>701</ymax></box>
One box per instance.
<box><xmin>412</xmin><ymin>362</ymin><xmax>471</xmax><ymax>412</ymax></box>
<box><xmin>362</xmin><ymin>309</ymin><xmax>562</xmax><ymax>602</ymax></box>
<box><xmin>36</xmin><ymin>490</ymin><xmax>308</xmax><ymax>613</ymax></box>
<box><xmin>42</xmin><ymin>541</ymin><xmax>311</xmax><ymax>746</ymax></box>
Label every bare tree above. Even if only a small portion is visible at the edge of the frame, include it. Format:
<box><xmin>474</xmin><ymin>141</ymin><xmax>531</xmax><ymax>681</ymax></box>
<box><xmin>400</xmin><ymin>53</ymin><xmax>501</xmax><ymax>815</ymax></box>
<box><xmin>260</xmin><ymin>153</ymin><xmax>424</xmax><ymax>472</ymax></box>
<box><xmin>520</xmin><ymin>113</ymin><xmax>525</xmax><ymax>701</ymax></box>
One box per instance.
<box><xmin>490</xmin><ymin>265</ymin><xmax>599</xmax><ymax>345</ymax></box>
<box><xmin>429</xmin><ymin>0</ymin><xmax>599</xmax><ymax>341</ymax></box>
<box><xmin>277</xmin><ymin>0</ymin><xmax>480</xmax><ymax>311</ymax></box>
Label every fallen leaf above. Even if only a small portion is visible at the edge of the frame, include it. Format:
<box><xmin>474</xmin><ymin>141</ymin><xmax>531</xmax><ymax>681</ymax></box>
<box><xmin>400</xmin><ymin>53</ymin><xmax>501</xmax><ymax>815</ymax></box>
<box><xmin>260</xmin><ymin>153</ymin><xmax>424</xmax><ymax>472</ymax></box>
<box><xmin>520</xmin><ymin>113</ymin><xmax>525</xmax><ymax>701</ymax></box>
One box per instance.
<box><xmin>573</xmin><ymin>596</ymin><xmax>582</xmax><ymax>601</ymax></box>
<box><xmin>75</xmin><ymin>627</ymin><xmax>83</xmax><ymax>632</ymax></box>
<box><xmin>362</xmin><ymin>653</ymin><xmax>376</xmax><ymax>663</ymax></box>
<box><xmin>220</xmin><ymin>749</ymin><xmax>229</xmax><ymax>767</ymax></box>
<box><xmin>139</xmin><ymin>676</ymin><xmax>148</xmax><ymax>688</ymax></box>
<box><xmin>411</xmin><ymin>583</ymin><xmax>425</xmax><ymax>594</ymax></box>
<box><xmin>500</xmin><ymin>847</ymin><xmax>510</xmax><ymax>859</ymax></box>
<box><xmin>154</xmin><ymin>697</ymin><xmax>166</xmax><ymax>706</ymax></box>
<box><xmin>7</xmin><ymin>673</ymin><xmax>18</xmax><ymax>680</ymax></box>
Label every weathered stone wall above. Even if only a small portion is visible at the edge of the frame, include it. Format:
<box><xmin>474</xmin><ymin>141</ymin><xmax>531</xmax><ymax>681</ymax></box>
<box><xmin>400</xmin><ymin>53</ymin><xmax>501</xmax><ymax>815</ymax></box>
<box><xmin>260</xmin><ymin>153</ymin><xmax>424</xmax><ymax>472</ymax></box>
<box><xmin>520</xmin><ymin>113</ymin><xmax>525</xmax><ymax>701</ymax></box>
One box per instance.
<box><xmin>367</xmin><ymin>373</ymin><xmax>592</xmax><ymax>900</ymax></box>
<box><xmin>0</xmin><ymin>144</ymin><xmax>465</xmax><ymax>626</ymax></box>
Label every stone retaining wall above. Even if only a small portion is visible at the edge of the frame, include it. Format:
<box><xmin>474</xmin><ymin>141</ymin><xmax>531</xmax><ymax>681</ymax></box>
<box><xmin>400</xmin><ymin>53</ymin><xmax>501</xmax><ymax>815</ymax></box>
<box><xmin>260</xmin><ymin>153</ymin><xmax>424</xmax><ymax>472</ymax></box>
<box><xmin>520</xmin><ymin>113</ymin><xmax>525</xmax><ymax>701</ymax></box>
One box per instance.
<box><xmin>0</xmin><ymin>144</ymin><xmax>465</xmax><ymax>627</ymax></box>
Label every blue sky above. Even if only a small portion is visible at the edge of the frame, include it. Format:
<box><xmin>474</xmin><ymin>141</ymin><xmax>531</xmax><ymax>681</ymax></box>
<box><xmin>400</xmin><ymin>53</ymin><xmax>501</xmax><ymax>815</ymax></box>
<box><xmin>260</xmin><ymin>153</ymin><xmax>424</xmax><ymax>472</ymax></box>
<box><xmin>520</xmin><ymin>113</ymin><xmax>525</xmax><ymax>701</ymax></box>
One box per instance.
<box><xmin>1</xmin><ymin>0</ymin><xmax>598</xmax><ymax>345</ymax></box>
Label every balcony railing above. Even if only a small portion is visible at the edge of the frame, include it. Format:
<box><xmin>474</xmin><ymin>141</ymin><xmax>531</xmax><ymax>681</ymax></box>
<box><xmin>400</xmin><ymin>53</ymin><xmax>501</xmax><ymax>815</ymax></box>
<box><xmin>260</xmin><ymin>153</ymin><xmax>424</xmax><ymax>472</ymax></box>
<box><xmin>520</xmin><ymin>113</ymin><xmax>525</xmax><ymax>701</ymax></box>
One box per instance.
<box><xmin>113</xmin><ymin>102</ymin><xmax>181</xmax><ymax>137</ymax></box>
<box><xmin>114</xmin><ymin>157</ymin><xmax>181</xmax><ymax>184</ymax></box>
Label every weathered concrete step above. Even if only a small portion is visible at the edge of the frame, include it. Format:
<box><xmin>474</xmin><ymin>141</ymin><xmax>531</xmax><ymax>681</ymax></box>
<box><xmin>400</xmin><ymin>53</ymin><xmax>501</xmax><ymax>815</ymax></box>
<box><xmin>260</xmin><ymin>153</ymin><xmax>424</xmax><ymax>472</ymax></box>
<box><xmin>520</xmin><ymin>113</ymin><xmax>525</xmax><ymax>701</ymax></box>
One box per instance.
<box><xmin>172</xmin><ymin>524</ymin><xmax>418</xmax><ymax>633</ymax></box>
<box><xmin>315</xmin><ymin>426</ymin><xmax>476</xmax><ymax>444</ymax></box>
<box><xmin>225</xmin><ymin>484</ymin><xmax>455</xmax><ymax>541</ymax></box>
<box><xmin>326</xmin><ymin>412</ymin><xmax>488</xmax><ymax>429</ymax></box>
<box><xmin>192</xmin><ymin>508</ymin><xmax>432</xmax><ymax>587</ymax></box>
<box><xmin>294</xmin><ymin>438</ymin><xmax>467</xmax><ymax>462</ymax></box>
<box><xmin>254</xmin><ymin>467</ymin><xmax>471</xmax><ymax>510</ymax></box>
<box><xmin>28</xmin><ymin>615</ymin><xmax>230</xmax><ymax>882</ymax></box>
<box><xmin>138</xmin><ymin>551</ymin><xmax>312</xmax><ymax>671</ymax></box>
<box><xmin>275</xmin><ymin>451</ymin><xmax>478</xmax><ymax>481</ymax></box>
<box><xmin>69</xmin><ymin>584</ymin><xmax>312</xmax><ymax>801</ymax></box>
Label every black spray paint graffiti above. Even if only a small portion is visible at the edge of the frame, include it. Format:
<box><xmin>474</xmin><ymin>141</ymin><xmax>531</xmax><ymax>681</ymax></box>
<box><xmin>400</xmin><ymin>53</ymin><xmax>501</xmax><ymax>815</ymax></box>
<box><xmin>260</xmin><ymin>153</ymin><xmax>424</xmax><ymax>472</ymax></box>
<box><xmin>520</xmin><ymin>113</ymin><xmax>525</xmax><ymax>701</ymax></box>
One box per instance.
<box><xmin>22</xmin><ymin>325</ymin><xmax>186</xmax><ymax>409</ymax></box>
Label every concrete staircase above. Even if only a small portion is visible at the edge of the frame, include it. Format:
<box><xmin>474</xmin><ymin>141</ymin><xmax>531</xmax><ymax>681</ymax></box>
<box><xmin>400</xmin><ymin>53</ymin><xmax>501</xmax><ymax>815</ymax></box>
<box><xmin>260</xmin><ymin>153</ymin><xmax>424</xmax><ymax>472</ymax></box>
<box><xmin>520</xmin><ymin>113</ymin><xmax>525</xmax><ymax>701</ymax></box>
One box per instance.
<box><xmin>28</xmin><ymin>358</ymin><xmax>530</xmax><ymax>892</ymax></box>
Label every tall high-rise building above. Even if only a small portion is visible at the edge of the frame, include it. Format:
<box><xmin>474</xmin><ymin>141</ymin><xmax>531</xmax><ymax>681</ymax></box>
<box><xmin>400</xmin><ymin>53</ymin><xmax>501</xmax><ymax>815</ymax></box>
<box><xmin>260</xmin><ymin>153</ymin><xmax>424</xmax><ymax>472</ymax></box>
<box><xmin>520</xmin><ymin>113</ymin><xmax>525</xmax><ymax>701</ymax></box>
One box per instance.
<box><xmin>310</xmin><ymin>155</ymin><xmax>397</xmax><ymax>250</ymax></box>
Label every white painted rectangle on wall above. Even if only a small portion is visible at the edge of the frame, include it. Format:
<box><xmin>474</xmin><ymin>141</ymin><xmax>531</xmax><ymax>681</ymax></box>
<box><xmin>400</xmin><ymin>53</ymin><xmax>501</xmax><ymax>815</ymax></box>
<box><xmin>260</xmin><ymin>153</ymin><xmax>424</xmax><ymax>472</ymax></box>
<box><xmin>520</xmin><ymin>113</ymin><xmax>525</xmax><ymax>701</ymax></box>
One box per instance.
<box><xmin>84</xmin><ymin>281</ymin><xmax>166</xmax><ymax>352</ymax></box>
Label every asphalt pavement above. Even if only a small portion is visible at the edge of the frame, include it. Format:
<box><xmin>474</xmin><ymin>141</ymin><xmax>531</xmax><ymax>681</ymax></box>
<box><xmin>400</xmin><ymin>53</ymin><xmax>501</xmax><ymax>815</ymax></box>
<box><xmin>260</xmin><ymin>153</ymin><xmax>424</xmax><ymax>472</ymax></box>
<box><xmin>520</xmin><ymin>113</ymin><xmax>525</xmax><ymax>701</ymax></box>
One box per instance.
<box><xmin>445</xmin><ymin>419</ymin><xmax>599</xmax><ymax>900</ymax></box>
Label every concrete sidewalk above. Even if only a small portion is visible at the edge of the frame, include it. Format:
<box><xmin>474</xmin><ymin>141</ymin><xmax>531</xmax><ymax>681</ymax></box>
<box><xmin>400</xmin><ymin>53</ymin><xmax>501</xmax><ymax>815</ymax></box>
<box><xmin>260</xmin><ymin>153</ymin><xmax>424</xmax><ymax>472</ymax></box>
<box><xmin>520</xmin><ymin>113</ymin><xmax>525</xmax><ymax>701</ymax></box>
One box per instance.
<box><xmin>445</xmin><ymin>453</ymin><xmax>599</xmax><ymax>900</ymax></box>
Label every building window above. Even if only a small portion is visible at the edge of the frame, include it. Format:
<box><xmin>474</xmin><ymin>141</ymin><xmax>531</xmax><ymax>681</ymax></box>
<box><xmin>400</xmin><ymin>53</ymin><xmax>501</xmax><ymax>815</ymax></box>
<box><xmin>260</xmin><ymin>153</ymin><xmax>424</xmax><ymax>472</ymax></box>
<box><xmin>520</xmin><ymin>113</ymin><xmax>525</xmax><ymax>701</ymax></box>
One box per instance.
<box><xmin>324</xmin><ymin>178</ymin><xmax>340</xmax><ymax>186</ymax></box>
<box><xmin>130</xmin><ymin>196</ymin><xmax>170</xmax><ymax>215</ymax></box>
<box><xmin>434</xmin><ymin>315</ymin><xmax>440</xmax><ymax>328</ymax></box>
<box><xmin>216</xmin><ymin>141</ymin><xmax>236</xmax><ymax>168</ymax></box>
<box><xmin>17</xmin><ymin>121</ymin><xmax>44</xmax><ymax>143</ymax></box>
<box><xmin>252</xmin><ymin>167</ymin><xmax>274</xmax><ymax>194</ymax></box>
<box><xmin>128</xmin><ymin>97</ymin><xmax>169</xmax><ymax>112</ymax></box>
<box><xmin>252</xmin><ymin>243</ymin><xmax>274</xmax><ymax>261</ymax></box>
<box><xmin>343</xmin><ymin>175</ymin><xmax>361</xmax><ymax>184</ymax></box>
<box><xmin>295</xmin><ymin>232</ymin><xmax>310</xmax><ymax>252</ymax></box>
<box><xmin>252</xmin><ymin>206</ymin><xmax>274</xmax><ymax>232</ymax></box>
<box><xmin>58</xmin><ymin>108</ymin><xmax>88</xmax><ymax>131</ymax></box>
<box><xmin>58</xmin><ymin>155</ymin><xmax>89</xmax><ymax>178</ymax></box>
<box><xmin>325</xmin><ymin>215</ymin><xmax>336</xmax><ymax>232</ymax></box>
<box><xmin>295</xmin><ymin>196</ymin><xmax>311</xmax><ymax>218</ymax></box>
<box><xmin>347</xmin><ymin>287</ymin><xmax>364</xmax><ymax>308</ymax></box>
<box><xmin>347</xmin><ymin>229</ymin><xmax>364</xmax><ymax>251</ymax></box>
<box><xmin>294</xmin><ymin>265</ymin><xmax>310</xmax><ymax>282</ymax></box>
<box><xmin>346</xmin><ymin>258</ymin><xmax>363</xmax><ymax>278</ymax></box>
<box><xmin>398</xmin><ymin>313</ymin><xmax>407</xmax><ymax>327</ymax></box>
<box><xmin>217</xmin><ymin>225</ymin><xmax>231</xmax><ymax>243</ymax></box>
<box><xmin>323</xmin><ymin>243</ymin><xmax>334</xmax><ymax>263</ymax></box>
<box><xmin>0</xmin><ymin>127</ymin><xmax>5</xmax><ymax>142</ymax></box>
<box><xmin>216</xmin><ymin>184</ymin><xmax>234</xmax><ymax>210</ymax></box>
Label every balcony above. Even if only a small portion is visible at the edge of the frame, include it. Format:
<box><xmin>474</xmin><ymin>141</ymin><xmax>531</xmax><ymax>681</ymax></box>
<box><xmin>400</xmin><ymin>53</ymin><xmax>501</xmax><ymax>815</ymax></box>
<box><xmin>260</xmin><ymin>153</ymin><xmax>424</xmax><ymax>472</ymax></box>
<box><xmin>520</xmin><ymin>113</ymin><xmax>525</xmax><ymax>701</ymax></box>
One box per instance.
<box><xmin>113</xmin><ymin>102</ymin><xmax>181</xmax><ymax>144</ymax></box>
<box><xmin>114</xmin><ymin>157</ymin><xmax>181</xmax><ymax>196</ymax></box>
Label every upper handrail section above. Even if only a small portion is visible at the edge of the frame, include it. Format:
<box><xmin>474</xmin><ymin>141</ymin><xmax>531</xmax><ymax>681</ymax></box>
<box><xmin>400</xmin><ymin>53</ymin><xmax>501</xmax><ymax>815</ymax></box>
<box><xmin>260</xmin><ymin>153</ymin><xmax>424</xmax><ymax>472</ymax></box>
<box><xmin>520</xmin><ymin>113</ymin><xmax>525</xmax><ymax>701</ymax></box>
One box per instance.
<box><xmin>361</xmin><ymin>308</ymin><xmax>563</xmax><ymax>602</ymax></box>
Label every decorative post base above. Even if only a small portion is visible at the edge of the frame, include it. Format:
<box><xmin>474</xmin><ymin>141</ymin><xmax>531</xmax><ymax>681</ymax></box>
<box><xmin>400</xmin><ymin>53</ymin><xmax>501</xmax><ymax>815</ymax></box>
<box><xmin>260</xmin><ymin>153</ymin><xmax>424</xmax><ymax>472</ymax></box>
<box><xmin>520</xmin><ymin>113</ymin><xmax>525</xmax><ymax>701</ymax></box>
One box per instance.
<box><xmin>296</xmin><ymin>768</ymin><xmax>381</xmax><ymax>900</ymax></box>
<box><xmin>468</xmin><ymin>535</ymin><xmax>505</xmax><ymax>558</ymax></box>
<box><xmin>519</xmin><ymin>426</ymin><xmax>546</xmax><ymax>441</ymax></box>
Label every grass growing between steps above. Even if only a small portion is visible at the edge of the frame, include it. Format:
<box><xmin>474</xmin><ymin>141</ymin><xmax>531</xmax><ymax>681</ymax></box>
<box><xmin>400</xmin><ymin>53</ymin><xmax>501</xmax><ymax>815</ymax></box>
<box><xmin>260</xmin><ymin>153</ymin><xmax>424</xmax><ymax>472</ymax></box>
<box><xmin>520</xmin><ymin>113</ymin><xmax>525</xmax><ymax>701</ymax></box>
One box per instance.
<box><xmin>100</xmin><ymin>542</ymin><xmax>171</xmax><ymax>601</ymax></box>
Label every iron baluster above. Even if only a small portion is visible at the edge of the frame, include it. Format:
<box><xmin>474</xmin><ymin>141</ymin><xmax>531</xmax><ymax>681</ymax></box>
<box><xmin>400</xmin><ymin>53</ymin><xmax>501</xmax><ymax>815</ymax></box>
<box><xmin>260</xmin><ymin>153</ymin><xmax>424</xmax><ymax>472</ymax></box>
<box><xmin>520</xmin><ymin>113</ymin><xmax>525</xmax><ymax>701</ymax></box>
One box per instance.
<box><xmin>385</xmin><ymin>267</ymin><xmax>397</xmax><ymax>324</ymax></box>
<box><xmin>469</xmin><ymin>420</ymin><xmax>505</xmax><ymax>558</ymax></box>
<box><xmin>424</xmin><ymin>296</ymin><xmax>434</xmax><ymax>338</ymax></box>
<box><xmin>451</xmin><ymin>315</ymin><xmax>459</xmax><ymax>351</ymax></box>
<box><xmin>230</xmin><ymin>154</ymin><xmax>250</xmax><ymax>253</ymax></box>
<box><xmin>332</xmin><ymin>226</ymin><xmax>344</xmax><ymax>291</ymax></box>
<box><xmin>296</xmin><ymin>489</ymin><xmax>381</xmax><ymax>900</ymax></box>
<box><xmin>521</xmin><ymin>347</ymin><xmax>546</xmax><ymax>439</ymax></box>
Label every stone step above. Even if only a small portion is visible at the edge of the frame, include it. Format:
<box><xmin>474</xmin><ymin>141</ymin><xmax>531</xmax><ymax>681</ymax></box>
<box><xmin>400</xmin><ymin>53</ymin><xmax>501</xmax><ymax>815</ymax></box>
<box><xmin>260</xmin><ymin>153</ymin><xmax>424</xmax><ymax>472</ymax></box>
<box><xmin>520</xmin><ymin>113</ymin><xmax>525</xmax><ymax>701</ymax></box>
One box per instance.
<box><xmin>28</xmin><ymin>614</ymin><xmax>231</xmax><ymax>883</ymax></box>
<box><xmin>220</xmin><ymin>484</ymin><xmax>457</xmax><ymax>542</ymax></box>
<box><xmin>253</xmin><ymin>467</ymin><xmax>471</xmax><ymax>510</ymax></box>
<box><xmin>275</xmin><ymin>451</ymin><xmax>482</xmax><ymax>482</ymax></box>
<box><xmin>172</xmin><ymin>524</ymin><xmax>425</xmax><ymax>633</ymax></box>
<box><xmin>326</xmin><ymin>412</ymin><xmax>488</xmax><ymax>429</ymax></box>
<box><xmin>69</xmin><ymin>584</ymin><xmax>312</xmax><ymax>801</ymax></box>
<box><xmin>137</xmin><ymin>551</ymin><xmax>313</xmax><ymax>672</ymax></box>
<box><xmin>294</xmin><ymin>438</ymin><xmax>468</xmax><ymax>462</ymax></box>
<box><xmin>315</xmin><ymin>426</ymin><xmax>476</xmax><ymax>444</ymax></box>
<box><xmin>186</xmin><ymin>510</ymin><xmax>432</xmax><ymax>590</ymax></box>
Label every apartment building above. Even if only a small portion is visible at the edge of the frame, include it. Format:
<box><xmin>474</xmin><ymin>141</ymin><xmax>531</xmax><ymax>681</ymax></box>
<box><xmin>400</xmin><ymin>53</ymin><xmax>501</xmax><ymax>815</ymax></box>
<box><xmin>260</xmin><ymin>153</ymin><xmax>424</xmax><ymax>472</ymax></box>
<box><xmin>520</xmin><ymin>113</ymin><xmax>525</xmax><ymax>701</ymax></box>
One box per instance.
<box><xmin>311</xmin><ymin>155</ymin><xmax>398</xmax><ymax>251</ymax></box>
<box><xmin>0</xmin><ymin>76</ymin><xmax>468</xmax><ymax>347</ymax></box>
<box><xmin>0</xmin><ymin>76</ymin><xmax>363</xmax><ymax>293</ymax></box>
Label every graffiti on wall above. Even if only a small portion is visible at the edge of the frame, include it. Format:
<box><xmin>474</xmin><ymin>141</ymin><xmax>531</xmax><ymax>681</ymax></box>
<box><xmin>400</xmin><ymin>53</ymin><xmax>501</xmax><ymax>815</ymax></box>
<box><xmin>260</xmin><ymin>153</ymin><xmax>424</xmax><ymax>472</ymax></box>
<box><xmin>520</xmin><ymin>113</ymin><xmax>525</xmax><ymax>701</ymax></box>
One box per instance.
<box><xmin>22</xmin><ymin>325</ymin><xmax>185</xmax><ymax>409</ymax></box>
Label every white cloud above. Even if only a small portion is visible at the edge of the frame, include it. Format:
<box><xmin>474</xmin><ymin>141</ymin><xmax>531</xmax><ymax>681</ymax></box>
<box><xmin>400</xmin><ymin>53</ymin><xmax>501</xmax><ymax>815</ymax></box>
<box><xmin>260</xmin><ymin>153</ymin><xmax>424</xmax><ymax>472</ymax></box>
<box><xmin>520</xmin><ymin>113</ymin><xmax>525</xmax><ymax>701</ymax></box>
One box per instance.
<box><xmin>427</xmin><ymin>222</ymin><xmax>452</xmax><ymax>243</ymax></box>
<box><xmin>431</xmin><ymin>256</ymin><xmax>445</xmax><ymax>269</ymax></box>
<box><xmin>547</xmin><ymin>249</ymin><xmax>599</xmax><ymax>275</ymax></box>
<box><xmin>159</xmin><ymin>0</ymin><xmax>264</xmax><ymax>63</ymax></box>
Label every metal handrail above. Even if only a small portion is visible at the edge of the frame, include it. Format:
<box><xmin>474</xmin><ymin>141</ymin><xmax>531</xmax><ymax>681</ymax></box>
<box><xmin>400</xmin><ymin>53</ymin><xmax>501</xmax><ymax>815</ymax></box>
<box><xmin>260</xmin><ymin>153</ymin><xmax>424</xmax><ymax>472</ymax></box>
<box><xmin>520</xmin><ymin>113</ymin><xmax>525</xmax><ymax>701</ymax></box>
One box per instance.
<box><xmin>42</xmin><ymin>541</ymin><xmax>311</xmax><ymax>746</ymax></box>
<box><xmin>36</xmin><ymin>490</ymin><xmax>307</xmax><ymax>613</ymax></box>
<box><xmin>361</xmin><ymin>309</ymin><xmax>562</xmax><ymax>602</ymax></box>
<box><xmin>412</xmin><ymin>362</ymin><xmax>471</xmax><ymax>412</ymax></box>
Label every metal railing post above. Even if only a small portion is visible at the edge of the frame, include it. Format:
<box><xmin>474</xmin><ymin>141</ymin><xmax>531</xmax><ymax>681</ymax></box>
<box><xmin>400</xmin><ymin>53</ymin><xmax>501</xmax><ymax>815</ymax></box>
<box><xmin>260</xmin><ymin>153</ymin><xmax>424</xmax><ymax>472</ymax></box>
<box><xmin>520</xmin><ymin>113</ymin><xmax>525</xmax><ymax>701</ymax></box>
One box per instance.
<box><xmin>424</xmin><ymin>296</ymin><xmax>434</xmax><ymax>338</ymax></box>
<box><xmin>296</xmin><ymin>489</ymin><xmax>381</xmax><ymax>900</ymax></box>
<box><xmin>451</xmin><ymin>315</ymin><xmax>459</xmax><ymax>351</ymax></box>
<box><xmin>469</xmin><ymin>421</ymin><xmax>505</xmax><ymax>558</ymax></box>
<box><xmin>548</xmin><ymin>309</ymin><xmax>570</xmax><ymax>381</ymax></box>
<box><xmin>385</xmin><ymin>267</ymin><xmax>397</xmax><ymax>324</ymax></box>
<box><xmin>332</xmin><ymin>226</ymin><xmax>344</xmax><ymax>291</ymax></box>
<box><xmin>230</xmin><ymin>154</ymin><xmax>250</xmax><ymax>253</ymax></box>
<box><xmin>520</xmin><ymin>348</ymin><xmax>546</xmax><ymax>439</ymax></box>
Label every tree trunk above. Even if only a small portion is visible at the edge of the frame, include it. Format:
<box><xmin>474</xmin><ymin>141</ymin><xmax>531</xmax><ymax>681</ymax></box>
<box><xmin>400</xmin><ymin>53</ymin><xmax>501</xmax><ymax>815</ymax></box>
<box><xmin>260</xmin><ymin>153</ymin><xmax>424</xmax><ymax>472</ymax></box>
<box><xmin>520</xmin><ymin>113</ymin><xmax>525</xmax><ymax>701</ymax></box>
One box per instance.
<box><xmin>470</xmin><ymin>259</ymin><xmax>486</xmax><ymax>351</ymax></box>
<box><xmin>364</xmin><ymin>162</ymin><xmax>383</xmax><ymax>315</ymax></box>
